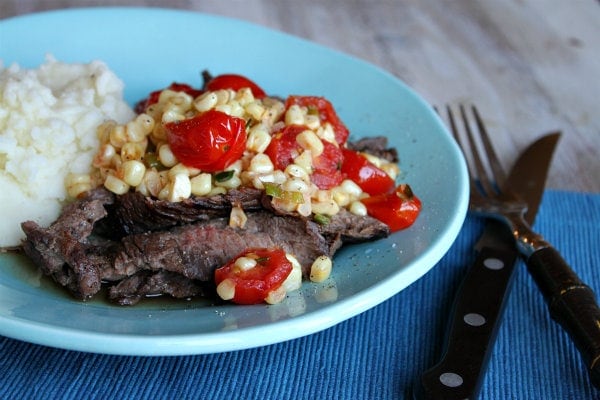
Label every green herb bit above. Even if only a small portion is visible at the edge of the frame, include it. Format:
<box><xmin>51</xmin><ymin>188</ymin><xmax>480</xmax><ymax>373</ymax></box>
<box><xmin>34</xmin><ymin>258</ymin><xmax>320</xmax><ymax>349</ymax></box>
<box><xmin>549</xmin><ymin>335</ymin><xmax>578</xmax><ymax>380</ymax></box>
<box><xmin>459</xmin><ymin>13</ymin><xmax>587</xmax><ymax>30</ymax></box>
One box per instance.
<box><xmin>264</xmin><ymin>182</ymin><xmax>283</xmax><ymax>198</ymax></box>
<box><xmin>215</xmin><ymin>170</ymin><xmax>235</xmax><ymax>182</ymax></box>
<box><xmin>255</xmin><ymin>256</ymin><xmax>270</xmax><ymax>264</ymax></box>
<box><xmin>143</xmin><ymin>153</ymin><xmax>166</xmax><ymax>170</ymax></box>
<box><xmin>313</xmin><ymin>213</ymin><xmax>331</xmax><ymax>225</ymax></box>
<box><xmin>281</xmin><ymin>190</ymin><xmax>304</xmax><ymax>204</ymax></box>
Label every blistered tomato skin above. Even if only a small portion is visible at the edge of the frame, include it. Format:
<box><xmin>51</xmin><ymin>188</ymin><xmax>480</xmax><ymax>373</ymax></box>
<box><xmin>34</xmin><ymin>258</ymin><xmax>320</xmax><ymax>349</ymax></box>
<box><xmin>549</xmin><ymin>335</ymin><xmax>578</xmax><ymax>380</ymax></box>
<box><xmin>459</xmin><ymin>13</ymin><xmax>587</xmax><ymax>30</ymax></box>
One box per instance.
<box><xmin>205</xmin><ymin>74</ymin><xmax>267</xmax><ymax>99</ymax></box>
<box><xmin>311</xmin><ymin>140</ymin><xmax>344</xmax><ymax>190</ymax></box>
<box><xmin>264</xmin><ymin>125</ymin><xmax>305</xmax><ymax>171</ymax></box>
<box><xmin>214</xmin><ymin>248</ymin><xmax>293</xmax><ymax>305</ymax></box>
<box><xmin>165</xmin><ymin>110</ymin><xmax>247</xmax><ymax>172</ymax></box>
<box><xmin>135</xmin><ymin>82</ymin><xmax>203</xmax><ymax>113</ymax></box>
<box><xmin>361</xmin><ymin>184</ymin><xmax>422</xmax><ymax>232</ymax></box>
<box><xmin>265</xmin><ymin>125</ymin><xmax>344</xmax><ymax>190</ymax></box>
<box><xmin>285</xmin><ymin>96</ymin><xmax>350</xmax><ymax>145</ymax></box>
<box><xmin>341</xmin><ymin>148</ymin><xmax>395</xmax><ymax>195</ymax></box>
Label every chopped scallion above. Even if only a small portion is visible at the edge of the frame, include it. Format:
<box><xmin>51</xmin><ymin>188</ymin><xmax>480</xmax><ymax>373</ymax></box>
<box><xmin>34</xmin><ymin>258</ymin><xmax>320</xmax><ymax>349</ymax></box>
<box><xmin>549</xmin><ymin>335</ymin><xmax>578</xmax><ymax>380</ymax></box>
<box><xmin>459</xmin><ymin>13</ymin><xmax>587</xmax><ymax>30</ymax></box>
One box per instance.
<box><xmin>215</xmin><ymin>170</ymin><xmax>235</xmax><ymax>182</ymax></box>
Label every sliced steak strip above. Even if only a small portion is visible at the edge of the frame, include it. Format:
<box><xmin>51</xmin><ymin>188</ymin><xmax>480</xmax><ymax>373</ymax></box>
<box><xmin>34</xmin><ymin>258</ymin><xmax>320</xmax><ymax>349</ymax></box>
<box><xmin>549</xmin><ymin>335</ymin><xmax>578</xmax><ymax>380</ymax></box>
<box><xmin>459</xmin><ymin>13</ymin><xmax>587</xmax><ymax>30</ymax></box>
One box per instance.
<box><xmin>98</xmin><ymin>187</ymin><xmax>264</xmax><ymax>237</ymax></box>
<box><xmin>20</xmin><ymin>188</ymin><xmax>116</xmax><ymax>299</ymax></box>
<box><xmin>113</xmin><ymin>211</ymin><xmax>334</xmax><ymax>280</ymax></box>
<box><xmin>347</xmin><ymin>136</ymin><xmax>398</xmax><ymax>163</ymax></box>
<box><xmin>320</xmin><ymin>209</ymin><xmax>390</xmax><ymax>243</ymax></box>
<box><xmin>108</xmin><ymin>270</ymin><xmax>213</xmax><ymax>306</ymax></box>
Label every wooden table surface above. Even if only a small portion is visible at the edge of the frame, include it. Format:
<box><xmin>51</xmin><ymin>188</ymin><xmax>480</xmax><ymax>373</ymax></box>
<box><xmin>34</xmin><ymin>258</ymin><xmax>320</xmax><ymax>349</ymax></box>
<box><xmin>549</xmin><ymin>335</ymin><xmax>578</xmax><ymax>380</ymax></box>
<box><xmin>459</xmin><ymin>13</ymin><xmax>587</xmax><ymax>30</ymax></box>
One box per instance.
<box><xmin>2</xmin><ymin>0</ymin><xmax>599</xmax><ymax>192</ymax></box>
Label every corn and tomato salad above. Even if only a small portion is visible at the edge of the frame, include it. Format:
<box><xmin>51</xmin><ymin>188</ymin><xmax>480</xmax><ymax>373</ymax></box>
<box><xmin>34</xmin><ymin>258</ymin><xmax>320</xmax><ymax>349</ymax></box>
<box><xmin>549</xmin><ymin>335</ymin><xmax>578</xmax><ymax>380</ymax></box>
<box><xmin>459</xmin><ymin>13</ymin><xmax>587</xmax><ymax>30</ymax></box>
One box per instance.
<box><xmin>67</xmin><ymin>80</ymin><xmax>400</xmax><ymax>221</ymax></box>
<box><xmin>65</xmin><ymin>74</ymin><xmax>421</xmax><ymax>304</ymax></box>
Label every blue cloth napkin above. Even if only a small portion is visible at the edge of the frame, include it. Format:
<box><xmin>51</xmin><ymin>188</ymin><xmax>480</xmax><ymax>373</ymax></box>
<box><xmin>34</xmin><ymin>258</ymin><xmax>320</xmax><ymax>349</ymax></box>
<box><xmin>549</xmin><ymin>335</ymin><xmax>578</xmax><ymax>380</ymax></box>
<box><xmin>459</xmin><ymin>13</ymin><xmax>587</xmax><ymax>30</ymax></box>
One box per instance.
<box><xmin>1</xmin><ymin>190</ymin><xmax>599</xmax><ymax>399</ymax></box>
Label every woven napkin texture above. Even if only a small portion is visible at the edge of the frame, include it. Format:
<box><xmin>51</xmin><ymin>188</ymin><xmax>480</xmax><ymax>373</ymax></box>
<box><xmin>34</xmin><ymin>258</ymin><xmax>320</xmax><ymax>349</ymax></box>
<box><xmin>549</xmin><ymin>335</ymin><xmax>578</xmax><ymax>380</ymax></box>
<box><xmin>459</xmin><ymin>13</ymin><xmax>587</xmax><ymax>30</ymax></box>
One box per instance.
<box><xmin>1</xmin><ymin>190</ymin><xmax>599</xmax><ymax>399</ymax></box>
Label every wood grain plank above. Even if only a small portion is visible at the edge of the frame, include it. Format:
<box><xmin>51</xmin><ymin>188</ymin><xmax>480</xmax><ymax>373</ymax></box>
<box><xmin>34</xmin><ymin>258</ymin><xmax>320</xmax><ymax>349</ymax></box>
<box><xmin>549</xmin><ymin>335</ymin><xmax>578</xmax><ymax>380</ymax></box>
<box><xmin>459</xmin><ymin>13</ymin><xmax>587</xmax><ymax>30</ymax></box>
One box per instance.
<box><xmin>2</xmin><ymin>0</ymin><xmax>598</xmax><ymax>191</ymax></box>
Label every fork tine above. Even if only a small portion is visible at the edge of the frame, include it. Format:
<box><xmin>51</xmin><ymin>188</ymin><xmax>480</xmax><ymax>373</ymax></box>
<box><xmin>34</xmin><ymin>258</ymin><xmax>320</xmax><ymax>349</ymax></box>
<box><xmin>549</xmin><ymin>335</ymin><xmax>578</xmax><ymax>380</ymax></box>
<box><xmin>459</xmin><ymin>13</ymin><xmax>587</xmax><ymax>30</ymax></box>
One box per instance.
<box><xmin>471</xmin><ymin>105</ymin><xmax>506</xmax><ymax>187</ymax></box>
<box><xmin>446</xmin><ymin>105</ymin><xmax>479</xmax><ymax>196</ymax></box>
<box><xmin>458</xmin><ymin>104</ymin><xmax>497</xmax><ymax>196</ymax></box>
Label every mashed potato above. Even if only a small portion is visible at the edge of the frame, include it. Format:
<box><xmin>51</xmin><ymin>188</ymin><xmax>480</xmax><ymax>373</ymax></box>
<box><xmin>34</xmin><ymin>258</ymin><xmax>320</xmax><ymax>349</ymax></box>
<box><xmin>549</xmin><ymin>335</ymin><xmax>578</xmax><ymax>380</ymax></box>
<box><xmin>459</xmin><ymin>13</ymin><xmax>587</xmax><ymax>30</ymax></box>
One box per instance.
<box><xmin>0</xmin><ymin>56</ymin><xmax>134</xmax><ymax>247</ymax></box>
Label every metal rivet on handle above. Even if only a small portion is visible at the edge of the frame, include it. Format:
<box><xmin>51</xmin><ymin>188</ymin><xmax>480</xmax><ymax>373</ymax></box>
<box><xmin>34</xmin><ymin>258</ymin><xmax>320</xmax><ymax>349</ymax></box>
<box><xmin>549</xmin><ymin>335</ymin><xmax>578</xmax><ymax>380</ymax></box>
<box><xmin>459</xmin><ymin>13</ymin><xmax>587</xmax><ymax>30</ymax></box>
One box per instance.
<box><xmin>463</xmin><ymin>313</ymin><xmax>486</xmax><ymax>327</ymax></box>
<box><xmin>439</xmin><ymin>372</ymin><xmax>463</xmax><ymax>388</ymax></box>
<box><xmin>483</xmin><ymin>257</ymin><xmax>504</xmax><ymax>270</ymax></box>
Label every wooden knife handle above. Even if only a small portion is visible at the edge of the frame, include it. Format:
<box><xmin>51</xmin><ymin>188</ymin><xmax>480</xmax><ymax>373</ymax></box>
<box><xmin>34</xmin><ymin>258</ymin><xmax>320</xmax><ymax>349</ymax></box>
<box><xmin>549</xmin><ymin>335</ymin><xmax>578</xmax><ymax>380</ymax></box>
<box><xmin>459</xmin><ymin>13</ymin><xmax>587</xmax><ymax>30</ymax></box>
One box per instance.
<box><xmin>418</xmin><ymin>246</ymin><xmax>518</xmax><ymax>399</ymax></box>
<box><xmin>527</xmin><ymin>246</ymin><xmax>600</xmax><ymax>389</ymax></box>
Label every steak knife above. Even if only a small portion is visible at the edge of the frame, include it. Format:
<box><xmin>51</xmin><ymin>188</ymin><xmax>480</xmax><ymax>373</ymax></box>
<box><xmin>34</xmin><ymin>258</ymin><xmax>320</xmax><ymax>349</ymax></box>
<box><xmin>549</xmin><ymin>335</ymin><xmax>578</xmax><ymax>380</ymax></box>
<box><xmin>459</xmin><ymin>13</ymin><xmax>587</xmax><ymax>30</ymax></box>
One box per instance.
<box><xmin>416</xmin><ymin>133</ymin><xmax>560</xmax><ymax>399</ymax></box>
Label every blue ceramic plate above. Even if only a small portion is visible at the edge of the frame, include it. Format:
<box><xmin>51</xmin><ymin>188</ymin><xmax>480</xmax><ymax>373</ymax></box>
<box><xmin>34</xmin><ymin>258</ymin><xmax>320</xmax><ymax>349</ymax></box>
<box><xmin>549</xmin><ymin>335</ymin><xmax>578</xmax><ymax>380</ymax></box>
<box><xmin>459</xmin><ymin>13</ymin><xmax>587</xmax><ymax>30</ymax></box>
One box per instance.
<box><xmin>0</xmin><ymin>8</ymin><xmax>468</xmax><ymax>355</ymax></box>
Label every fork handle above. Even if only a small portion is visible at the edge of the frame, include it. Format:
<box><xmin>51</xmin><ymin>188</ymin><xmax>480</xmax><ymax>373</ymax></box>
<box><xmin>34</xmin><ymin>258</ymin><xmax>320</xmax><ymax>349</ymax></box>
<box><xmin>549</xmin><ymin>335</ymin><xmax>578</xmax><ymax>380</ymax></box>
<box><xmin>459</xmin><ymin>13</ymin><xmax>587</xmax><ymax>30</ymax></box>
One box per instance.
<box><xmin>527</xmin><ymin>246</ymin><xmax>600</xmax><ymax>389</ymax></box>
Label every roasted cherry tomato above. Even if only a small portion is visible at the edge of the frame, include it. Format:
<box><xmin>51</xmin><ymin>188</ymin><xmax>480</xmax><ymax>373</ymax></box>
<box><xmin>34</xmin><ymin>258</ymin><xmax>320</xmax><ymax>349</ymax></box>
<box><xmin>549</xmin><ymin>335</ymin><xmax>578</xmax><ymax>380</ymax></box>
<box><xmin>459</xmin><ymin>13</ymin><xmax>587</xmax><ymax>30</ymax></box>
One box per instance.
<box><xmin>285</xmin><ymin>96</ymin><xmax>350</xmax><ymax>145</ymax></box>
<box><xmin>165</xmin><ymin>109</ymin><xmax>247</xmax><ymax>172</ymax></box>
<box><xmin>264</xmin><ymin>125</ymin><xmax>304</xmax><ymax>171</ymax></box>
<box><xmin>205</xmin><ymin>74</ymin><xmax>266</xmax><ymax>99</ymax></box>
<box><xmin>135</xmin><ymin>82</ymin><xmax>203</xmax><ymax>113</ymax></box>
<box><xmin>360</xmin><ymin>184</ymin><xmax>421</xmax><ymax>232</ymax></box>
<box><xmin>214</xmin><ymin>248</ymin><xmax>293</xmax><ymax>305</ymax></box>
<box><xmin>265</xmin><ymin>125</ymin><xmax>343</xmax><ymax>189</ymax></box>
<box><xmin>311</xmin><ymin>140</ymin><xmax>344</xmax><ymax>189</ymax></box>
<box><xmin>341</xmin><ymin>148</ymin><xmax>395</xmax><ymax>195</ymax></box>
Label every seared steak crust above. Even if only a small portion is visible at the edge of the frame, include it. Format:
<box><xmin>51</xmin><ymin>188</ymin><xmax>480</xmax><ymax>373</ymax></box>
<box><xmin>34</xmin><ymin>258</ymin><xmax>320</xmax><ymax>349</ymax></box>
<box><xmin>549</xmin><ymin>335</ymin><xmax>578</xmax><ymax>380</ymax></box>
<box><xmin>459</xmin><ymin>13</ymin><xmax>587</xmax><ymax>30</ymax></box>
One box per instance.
<box><xmin>98</xmin><ymin>187</ymin><xmax>264</xmax><ymax>237</ymax></box>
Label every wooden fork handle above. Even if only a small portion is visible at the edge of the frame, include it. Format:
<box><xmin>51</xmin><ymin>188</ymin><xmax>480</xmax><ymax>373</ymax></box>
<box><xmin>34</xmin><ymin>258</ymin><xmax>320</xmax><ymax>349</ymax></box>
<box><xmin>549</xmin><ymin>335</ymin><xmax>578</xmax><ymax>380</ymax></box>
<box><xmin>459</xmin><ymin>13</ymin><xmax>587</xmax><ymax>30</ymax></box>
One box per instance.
<box><xmin>527</xmin><ymin>246</ymin><xmax>600</xmax><ymax>389</ymax></box>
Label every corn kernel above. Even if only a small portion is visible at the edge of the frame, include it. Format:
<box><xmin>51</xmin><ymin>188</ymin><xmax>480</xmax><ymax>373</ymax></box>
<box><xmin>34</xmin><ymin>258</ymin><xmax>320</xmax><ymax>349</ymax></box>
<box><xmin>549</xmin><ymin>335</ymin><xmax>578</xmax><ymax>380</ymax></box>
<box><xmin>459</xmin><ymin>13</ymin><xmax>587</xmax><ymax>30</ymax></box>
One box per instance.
<box><xmin>249</xmin><ymin>153</ymin><xmax>274</xmax><ymax>174</ymax></box>
<box><xmin>122</xmin><ymin>160</ymin><xmax>146</xmax><ymax>186</ymax></box>
<box><xmin>234</xmin><ymin>256</ymin><xmax>257</xmax><ymax>271</ymax></box>
<box><xmin>104</xmin><ymin>174</ymin><xmax>130</xmax><ymax>195</ymax></box>
<box><xmin>296</xmin><ymin>129</ymin><xmax>324</xmax><ymax>156</ymax></box>
<box><xmin>380</xmin><ymin>162</ymin><xmax>400</xmax><ymax>180</ymax></box>
<box><xmin>282</xmin><ymin>178</ymin><xmax>309</xmax><ymax>194</ymax></box>
<box><xmin>341</xmin><ymin>179</ymin><xmax>363</xmax><ymax>197</ymax></box>
<box><xmin>190</xmin><ymin>173</ymin><xmax>212</xmax><ymax>196</ymax></box>
<box><xmin>193</xmin><ymin>92</ymin><xmax>218</xmax><ymax>112</ymax></box>
<box><xmin>235</xmin><ymin>87</ymin><xmax>255</xmax><ymax>105</ymax></box>
<box><xmin>265</xmin><ymin>286</ymin><xmax>287</xmax><ymax>305</ymax></box>
<box><xmin>285</xmin><ymin>104</ymin><xmax>305</xmax><ymax>126</ymax></box>
<box><xmin>318</xmin><ymin>123</ymin><xmax>336</xmax><ymax>144</ymax></box>
<box><xmin>362</xmin><ymin>152</ymin><xmax>382</xmax><ymax>168</ymax></box>
<box><xmin>245</xmin><ymin>101</ymin><xmax>265</xmax><ymax>120</ymax></box>
<box><xmin>349</xmin><ymin>200</ymin><xmax>367</xmax><ymax>216</ymax></box>
<box><xmin>142</xmin><ymin>169</ymin><xmax>163</xmax><ymax>198</ymax></box>
<box><xmin>311</xmin><ymin>200</ymin><xmax>340</xmax><ymax>215</ymax></box>
<box><xmin>304</xmin><ymin>114</ymin><xmax>321</xmax><ymax>130</ymax></box>
<box><xmin>229</xmin><ymin>205</ymin><xmax>248</xmax><ymax>229</ymax></box>
<box><xmin>120</xmin><ymin>140</ymin><xmax>147</xmax><ymax>162</ymax></box>
<box><xmin>168</xmin><ymin>163</ymin><xmax>190</xmax><ymax>178</ymax></box>
<box><xmin>93</xmin><ymin>143</ymin><xmax>116</xmax><ymax>167</ymax></box>
<box><xmin>293</xmin><ymin>150</ymin><xmax>313</xmax><ymax>173</ymax></box>
<box><xmin>66</xmin><ymin>173</ymin><xmax>92</xmax><ymax>198</ymax></box>
<box><xmin>214</xmin><ymin>89</ymin><xmax>232</xmax><ymax>105</ymax></box>
<box><xmin>161</xmin><ymin>109</ymin><xmax>186</xmax><ymax>124</ymax></box>
<box><xmin>285</xmin><ymin>164</ymin><xmax>310</xmax><ymax>181</ymax></box>
<box><xmin>158</xmin><ymin>143</ymin><xmax>178</xmax><ymax>167</ymax></box>
<box><xmin>109</xmin><ymin>125</ymin><xmax>127</xmax><ymax>149</ymax></box>
<box><xmin>168</xmin><ymin>173</ymin><xmax>192</xmax><ymax>202</ymax></box>
<box><xmin>283</xmin><ymin>254</ymin><xmax>303</xmax><ymax>292</ymax></box>
<box><xmin>215</xmin><ymin>174</ymin><xmax>242</xmax><ymax>190</ymax></box>
<box><xmin>310</xmin><ymin>255</ymin><xmax>332</xmax><ymax>283</ymax></box>
<box><xmin>247</xmin><ymin>125</ymin><xmax>271</xmax><ymax>153</ymax></box>
<box><xmin>216</xmin><ymin>278</ymin><xmax>236</xmax><ymax>301</ymax></box>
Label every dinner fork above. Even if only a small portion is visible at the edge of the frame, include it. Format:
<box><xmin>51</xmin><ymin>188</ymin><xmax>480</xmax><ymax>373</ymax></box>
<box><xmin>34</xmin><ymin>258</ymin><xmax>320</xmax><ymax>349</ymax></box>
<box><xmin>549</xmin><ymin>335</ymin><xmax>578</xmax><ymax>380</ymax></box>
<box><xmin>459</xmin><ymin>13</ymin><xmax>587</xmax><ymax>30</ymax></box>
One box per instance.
<box><xmin>447</xmin><ymin>104</ymin><xmax>600</xmax><ymax>390</ymax></box>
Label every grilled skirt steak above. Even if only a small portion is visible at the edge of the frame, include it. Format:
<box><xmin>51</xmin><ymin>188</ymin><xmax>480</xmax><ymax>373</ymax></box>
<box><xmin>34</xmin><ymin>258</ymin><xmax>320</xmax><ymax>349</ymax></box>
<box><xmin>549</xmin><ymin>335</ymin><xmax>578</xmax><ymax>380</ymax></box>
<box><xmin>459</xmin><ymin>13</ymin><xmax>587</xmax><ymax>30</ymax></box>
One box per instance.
<box><xmin>21</xmin><ymin>186</ymin><xmax>389</xmax><ymax>304</ymax></box>
<box><xmin>98</xmin><ymin>187</ymin><xmax>265</xmax><ymax>238</ymax></box>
